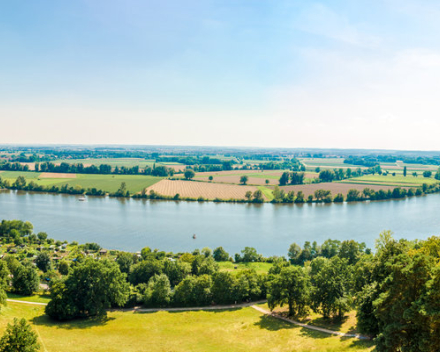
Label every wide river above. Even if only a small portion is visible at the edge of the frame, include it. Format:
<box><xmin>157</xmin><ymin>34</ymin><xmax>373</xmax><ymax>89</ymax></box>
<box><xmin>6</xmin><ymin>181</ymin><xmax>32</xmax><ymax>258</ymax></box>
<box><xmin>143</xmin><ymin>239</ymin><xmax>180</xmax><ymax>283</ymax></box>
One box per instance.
<box><xmin>0</xmin><ymin>190</ymin><xmax>439</xmax><ymax>256</ymax></box>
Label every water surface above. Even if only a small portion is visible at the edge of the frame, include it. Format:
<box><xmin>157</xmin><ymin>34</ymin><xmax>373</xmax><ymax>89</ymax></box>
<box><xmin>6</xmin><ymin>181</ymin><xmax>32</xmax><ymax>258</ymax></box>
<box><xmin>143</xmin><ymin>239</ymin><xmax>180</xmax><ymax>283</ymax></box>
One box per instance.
<box><xmin>0</xmin><ymin>190</ymin><xmax>439</xmax><ymax>256</ymax></box>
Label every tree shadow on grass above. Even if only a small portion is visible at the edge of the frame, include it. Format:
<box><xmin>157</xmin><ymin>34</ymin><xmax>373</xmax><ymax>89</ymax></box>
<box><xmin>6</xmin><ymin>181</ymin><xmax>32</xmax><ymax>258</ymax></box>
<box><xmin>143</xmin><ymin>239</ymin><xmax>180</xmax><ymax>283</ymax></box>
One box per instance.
<box><xmin>253</xmin><ymin>314</ymin><xmax>299</xmax><ymax>332</ymax></box>
<box><xmin>299</xmin><ymin>315</ymin><xmax>349</xmax><ymax>333</ymax></box>
<box><xmin>31</xmin><ymin>313</ymin><xmax>115</xmax><ymax>330</ymax></box>
<box><xmin>132</xmin><ymin>307</ymin><xmax>244</xmax><ymax>315</ymax></box>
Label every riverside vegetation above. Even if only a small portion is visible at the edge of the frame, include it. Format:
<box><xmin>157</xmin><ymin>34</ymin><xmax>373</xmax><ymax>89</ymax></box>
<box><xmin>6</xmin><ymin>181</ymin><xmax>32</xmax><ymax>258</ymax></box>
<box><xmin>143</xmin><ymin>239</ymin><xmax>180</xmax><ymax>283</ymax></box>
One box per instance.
<box><xmin>0</xmin><ymin>220</ymin><xmax>440</xmax><ymax>350</ymax></box>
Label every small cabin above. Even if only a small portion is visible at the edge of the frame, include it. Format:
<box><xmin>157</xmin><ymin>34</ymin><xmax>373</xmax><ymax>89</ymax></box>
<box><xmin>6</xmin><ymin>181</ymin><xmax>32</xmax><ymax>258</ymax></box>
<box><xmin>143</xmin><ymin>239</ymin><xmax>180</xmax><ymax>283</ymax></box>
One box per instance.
<box><xmin>99</xmin><ymin>249</ymin><xmax>107</xmax><ymax>255</ymax></box>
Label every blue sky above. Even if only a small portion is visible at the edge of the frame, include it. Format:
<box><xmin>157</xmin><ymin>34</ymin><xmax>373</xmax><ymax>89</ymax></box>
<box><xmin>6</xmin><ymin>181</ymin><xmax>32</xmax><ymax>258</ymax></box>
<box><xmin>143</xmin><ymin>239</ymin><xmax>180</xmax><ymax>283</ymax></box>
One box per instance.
<box><xmin>2</xmin><ymin>0</ymin><xmax>440</xmax><ymax>149</ymax></box>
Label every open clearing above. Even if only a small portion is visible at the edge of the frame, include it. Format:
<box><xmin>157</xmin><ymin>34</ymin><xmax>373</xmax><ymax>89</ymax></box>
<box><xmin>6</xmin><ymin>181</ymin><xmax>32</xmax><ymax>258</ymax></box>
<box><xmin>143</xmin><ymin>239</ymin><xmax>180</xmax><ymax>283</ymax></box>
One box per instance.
<box><xmin>277</xmin><ymin>183</ymin><xmax>404</xmax><ymax>197</ymax></box>
<box><xmin>0</xmin><ymin>302</ymin><xmax>373</xmax><ymax>352</ymax></box>
<box><xmin>146</xmin><ymin>180</ymin><xmax>261</xmax><ymax>200</ymax></box>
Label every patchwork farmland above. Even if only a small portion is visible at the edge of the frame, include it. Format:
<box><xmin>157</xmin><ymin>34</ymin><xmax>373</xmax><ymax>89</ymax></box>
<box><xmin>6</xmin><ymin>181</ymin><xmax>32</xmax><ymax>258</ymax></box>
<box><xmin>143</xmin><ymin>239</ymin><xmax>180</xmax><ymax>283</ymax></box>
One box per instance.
<box><xmin>146</xmin><ymin>180</ymin><xmax>263</xmax><ymax>200</ymax></box>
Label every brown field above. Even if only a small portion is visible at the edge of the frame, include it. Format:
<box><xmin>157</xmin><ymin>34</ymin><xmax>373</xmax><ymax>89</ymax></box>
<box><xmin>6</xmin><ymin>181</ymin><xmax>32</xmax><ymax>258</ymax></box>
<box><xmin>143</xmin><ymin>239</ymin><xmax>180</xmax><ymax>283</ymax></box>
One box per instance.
<box><xmin>146</xmin><ymin>180</ymin><xmax>261</xmax><ymax>200</ymax></box>
<box><xmin>195</xmin><ymin>169</ymin><xmax>265</xmax><ymax>177</ymax></box>
<box><xmin>276</xmin><ymin>183</ymin><xmax>406</xmax><ymax>197</ymax></box>
<box><xmin>39</xmin><ymin>172</ymin><xmax>76</xmax><ymax>179</ymax></box>
<box><xmin>164</xmin><ymin>164</ymin><xmax>186</xmax><ymax>171</ymax></box>
<box><xmin>204</xmin><ymin>175</ymin><xmax>280</xmax><ymax>186</ymax></box>
<box><xmin>19</xmin><ymin>162</ymin><xmax>35</xmax><ymax>170</ymax></box>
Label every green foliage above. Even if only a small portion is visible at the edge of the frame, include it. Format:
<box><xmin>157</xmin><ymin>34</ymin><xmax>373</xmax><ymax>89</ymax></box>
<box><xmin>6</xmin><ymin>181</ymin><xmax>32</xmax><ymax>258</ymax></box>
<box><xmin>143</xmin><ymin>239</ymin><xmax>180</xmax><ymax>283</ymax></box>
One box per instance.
<box><xmin>267</xmin><ymin>266</ymin><xmax>310</xmax><ymax>316</ymax></box>
<box><xmin>184</xmin><ymin>169</ymin><xmax>195</xmax><ymax>180</ymax></box>
<box><xmin>173</xmin><ymin>275</ymin><xmax>213</xmax><ymax>307</ymax></box>
<box><xmin>35</xmin><ymin>252</ymin><xmax>51</xmax><ymax>272</ymax></box>
<box><xmin>129</xmin><ymin>259</ymin><xmax>164</xmax><ymax>286</ymax></box>
<box><xmin>213</xmin><ymin>247</ymin><xmax>229</xmax><ymax>261</ymax></box>
<box><xmin>116</xmin><ymin>252</ymin><xmax>134</xmax><ymax>274</ymax></box>
<box><xmin>46</xmin><ymin>259</ymin><xmax>129</xmax><ymax>320</ymax></box>
<box><xmin>241</xmin><ymin>247</ymin><xmax>259</xmax><ymax>262</ymax></box>
<box><xmin>143</xmin><ymin>274</ymin><xmax>172</xmax><ymax>307</ymax></box>
<box><xmin>310</xmin><ymin>256</ymin><xmax>352</xmax><ymax>319</ymax></box>
<box><xmin>12</xmin><ymin>264</ymin><xmax>39</xmax><ymax>296</ymax></box>
<box><xmin>58</xmin><ymin>260</ymin><xmax>69</xmax><ymax>275</ymax></box>
<box><xmin>0</xmin><ymin>318</ymin><xmax>40</xmax><ymax>352</ymax></box>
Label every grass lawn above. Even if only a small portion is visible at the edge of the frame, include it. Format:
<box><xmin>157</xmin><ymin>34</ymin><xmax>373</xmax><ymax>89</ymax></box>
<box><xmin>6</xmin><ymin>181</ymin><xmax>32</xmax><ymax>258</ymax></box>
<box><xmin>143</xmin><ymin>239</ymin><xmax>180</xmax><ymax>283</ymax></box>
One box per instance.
<box><xmin>218</xmin><ymin>261</ymin><xmax>273</xmax><ymax>274</ymax></box>
<box><xmin>0</xmin><ymin>171</ymin><xmax>162</xmax><ymax>194</ymax></box>
<box><xmin>7</xmin><ymin>292</ymin><xmax>50</xmax><ymax>304</ymax></box>
<box><xmin>257</xmin><ymin>186</ymin><xmax>274</xmax><ymax>201</ymax></box>
<box><xmin>0</xmin><ymin>302</ymin><xmax>373</xmax><ymax>352</ymax></box>
<box><xmin>257</xmin><ymin>303</ymin><xmax>361</xmax><ymax>335</ymax></box>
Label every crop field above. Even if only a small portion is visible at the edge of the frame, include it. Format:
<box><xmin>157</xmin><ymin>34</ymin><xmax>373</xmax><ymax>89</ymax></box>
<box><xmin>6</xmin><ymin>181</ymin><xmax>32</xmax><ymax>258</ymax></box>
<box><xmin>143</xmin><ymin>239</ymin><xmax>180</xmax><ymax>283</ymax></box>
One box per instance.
<box><xmin>0</xmin><ymin>171</ymin><xmax>162</xmax><ymax>194</ymax></box>
<box><xmin>339</xmin><ymin>175</ymin><xmax>438</xmax><ymax>187</ymax></box>
<box><xmin>194</xmin><ymin>170</ymin><xmax>318</xmax><ymax>186</ymax></box>
<box><xmin>146</xmin><ymin>180</ymin><xmax>261</xmax><ymax>200</ymax></box>
<box><xmin>278</xmin><ymin>183</ymin><xmax>404</xmax><ymax>198</ymax></box>
<box><xmin>299</xmin><ymin>158</ymin><xmax>358</xmax><ymax>169</ymax></box>
<box><xmin>0</xmin><ymin>302</ymin><xmax>373</xmax><ymax>352</ymax></box>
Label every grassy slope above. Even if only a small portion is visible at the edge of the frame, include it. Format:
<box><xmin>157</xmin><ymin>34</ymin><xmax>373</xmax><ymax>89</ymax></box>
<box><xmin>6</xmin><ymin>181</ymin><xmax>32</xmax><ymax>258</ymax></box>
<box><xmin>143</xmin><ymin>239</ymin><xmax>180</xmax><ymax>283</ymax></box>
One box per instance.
<box><xmin>0</xmin><ymin>171</ymin><xmax>162</xmax><ymax>194</ymax></box>
<box><xmin>0</xmin><ymin>302</ymin><xmax>373</xmax><ymax>352</ymax></box>
<box><xmin>257</xmin><ymin>186</ymin><xmax>274</xmax><ymax>201</ymax></box>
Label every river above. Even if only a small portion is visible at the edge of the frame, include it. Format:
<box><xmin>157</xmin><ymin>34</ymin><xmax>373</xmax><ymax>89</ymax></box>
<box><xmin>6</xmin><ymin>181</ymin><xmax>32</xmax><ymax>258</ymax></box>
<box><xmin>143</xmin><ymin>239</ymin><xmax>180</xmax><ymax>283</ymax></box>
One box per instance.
<box><xmin>0</xmin><ymin>190</ymin><xmax>439</xmax><ymax>256</ymax></box>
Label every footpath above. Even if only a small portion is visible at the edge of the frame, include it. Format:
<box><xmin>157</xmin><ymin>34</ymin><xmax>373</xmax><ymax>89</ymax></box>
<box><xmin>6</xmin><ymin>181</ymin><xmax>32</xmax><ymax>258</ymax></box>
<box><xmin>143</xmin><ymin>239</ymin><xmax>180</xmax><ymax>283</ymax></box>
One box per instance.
<box><xmin>6</xmin><ymin>299</ymin><xmax>369</xmax><ymax>340</ymax></box>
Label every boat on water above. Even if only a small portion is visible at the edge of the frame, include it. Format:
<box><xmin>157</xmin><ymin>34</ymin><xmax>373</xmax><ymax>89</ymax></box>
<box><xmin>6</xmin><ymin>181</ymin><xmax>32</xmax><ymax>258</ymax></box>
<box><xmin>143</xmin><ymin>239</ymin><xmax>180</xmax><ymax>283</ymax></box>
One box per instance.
<box><xmin>192</xmin><ymin>234</ymin><xmax>196</xmax><ymax>239</ymax></box>
<box><xmin>78</xmin><ymin>196</ymin><xmax>86</xmax><ymax>201</ymax></box>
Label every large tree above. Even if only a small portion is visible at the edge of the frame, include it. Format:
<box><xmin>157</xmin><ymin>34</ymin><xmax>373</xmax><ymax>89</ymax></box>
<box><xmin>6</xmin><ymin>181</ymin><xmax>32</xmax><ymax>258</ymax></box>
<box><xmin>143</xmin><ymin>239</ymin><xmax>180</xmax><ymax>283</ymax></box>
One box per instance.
<box><xmin>267</xmin><ymin>266</ymin><xmax>310</xmax><ymax>316</ymax></box>
<box><xmin>46</xmin><ymin>259</ymin><xmax>129</xmax><ymax>320</ymax></box>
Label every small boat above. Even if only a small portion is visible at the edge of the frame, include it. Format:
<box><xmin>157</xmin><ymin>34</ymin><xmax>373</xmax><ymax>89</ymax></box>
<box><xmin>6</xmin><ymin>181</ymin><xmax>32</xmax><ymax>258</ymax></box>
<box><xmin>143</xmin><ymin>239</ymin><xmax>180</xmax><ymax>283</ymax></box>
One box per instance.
<box><xmin>192</xmin><ymin>234</ymin><xmax>196</xmax><ymax>239</ymax></box>
<box><xmin>78</xmin><ymin>196</ymin><xmax>86</xmax><ymax>201</ymax></box>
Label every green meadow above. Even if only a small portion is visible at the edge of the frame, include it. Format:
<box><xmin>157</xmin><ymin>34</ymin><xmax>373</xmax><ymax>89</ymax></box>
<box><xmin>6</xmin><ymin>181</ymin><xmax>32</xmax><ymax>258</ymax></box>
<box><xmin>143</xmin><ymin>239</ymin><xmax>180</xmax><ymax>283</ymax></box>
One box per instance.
<box><xmin>0</xmin><ymin>302</ymin><xmax>373</xmax><ymax>352</ymax></box>
<box><xmin>0</xmin><ymin>171</ymin><xmax>162</xmax><ymax>194</ymax></box>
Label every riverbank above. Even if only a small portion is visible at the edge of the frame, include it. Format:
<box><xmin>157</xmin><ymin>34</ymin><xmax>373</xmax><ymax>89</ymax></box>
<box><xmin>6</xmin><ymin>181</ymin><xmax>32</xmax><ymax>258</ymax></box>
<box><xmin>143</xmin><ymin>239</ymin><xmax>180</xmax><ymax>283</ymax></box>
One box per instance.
<box><xmin>2</xmin><ymin>170</ymin><xmax>439</xmax><ymax>205</ymax></box>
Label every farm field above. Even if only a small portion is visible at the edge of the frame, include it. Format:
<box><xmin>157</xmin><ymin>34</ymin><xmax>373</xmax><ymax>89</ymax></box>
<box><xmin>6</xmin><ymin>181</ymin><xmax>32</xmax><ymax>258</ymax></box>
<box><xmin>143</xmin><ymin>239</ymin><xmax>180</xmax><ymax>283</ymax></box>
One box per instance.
<box><xmin>146</xmin><ymin>180</ymin><xmax>262</xmax><ymax>200</ymax></box>
<box><xmin>277</xmin><ymin>183</ymin><xmax>405</xmax><ymax>198</ymax></box>
<box><xmin>339</xmin><ymin>175</ymin><xmax>437</xmax><ymax>187</ymax></box>
<box><xmin>0</xmin><ymin>302</ymin><xmax>373</xmax><ymax>352</ymax></box>
<box><xmin>299</xmin><ymin>158</ymin><xmax>359</xmax><ymax>169</ymax></box>
<box><xmin>194</xmin><ymin>170</ymin><xmax>318</xmax><ymax>186</ymax></box>
<box><xmin>0</xmin><ymin>171</ymin><xmax>162</xmax><ymax>194</ymax></box>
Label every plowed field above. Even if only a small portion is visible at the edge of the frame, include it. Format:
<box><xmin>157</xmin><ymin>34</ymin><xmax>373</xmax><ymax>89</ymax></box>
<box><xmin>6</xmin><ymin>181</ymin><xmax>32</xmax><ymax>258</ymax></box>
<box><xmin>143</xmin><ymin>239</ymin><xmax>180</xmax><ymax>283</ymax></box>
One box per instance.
<box><xmin>146</xmin><ymin>180</ymin><xmax>261</xmax><ymax>200</ymax></box>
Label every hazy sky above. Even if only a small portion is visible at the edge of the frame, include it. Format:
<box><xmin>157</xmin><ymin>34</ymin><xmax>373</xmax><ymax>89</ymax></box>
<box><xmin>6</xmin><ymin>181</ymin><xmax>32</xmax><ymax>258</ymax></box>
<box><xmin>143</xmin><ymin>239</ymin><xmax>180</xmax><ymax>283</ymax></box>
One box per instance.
<box><xmin>1</xmin><ymin>0</ymin><xmax>440</xmax><ymax>150</ymax></box>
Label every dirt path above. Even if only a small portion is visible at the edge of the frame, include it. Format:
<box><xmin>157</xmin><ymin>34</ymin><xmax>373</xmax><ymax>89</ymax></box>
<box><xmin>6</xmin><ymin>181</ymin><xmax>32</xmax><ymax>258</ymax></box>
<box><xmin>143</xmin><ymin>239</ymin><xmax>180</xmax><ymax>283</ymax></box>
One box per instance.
<box><xmin>7</xmin><ymin>299</ymin><xmax>48</xmax><ymax>306</ymax></box>
<box><xmin>251</xmin><ymin>305</ymin><xmax>369</xmax><ymax>340</ymax></box>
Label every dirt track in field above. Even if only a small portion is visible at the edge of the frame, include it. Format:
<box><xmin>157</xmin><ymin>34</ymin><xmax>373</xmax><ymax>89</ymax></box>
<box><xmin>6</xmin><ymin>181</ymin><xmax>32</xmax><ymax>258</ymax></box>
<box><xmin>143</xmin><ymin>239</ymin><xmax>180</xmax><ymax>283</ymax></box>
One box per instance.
<box><xmin>276</xmin><ymin>183</ymin><xmax>405</xmax><ymax>197</ymax></box>
<box><xmin>39</xmin><ymin>172</ymin><xmax>76</xmax><ymax>179</ymax></box>
<box><xmin>145</xmin><ymin>180</ymin><xmax>261</xmax><ymax>200</ymax></box>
